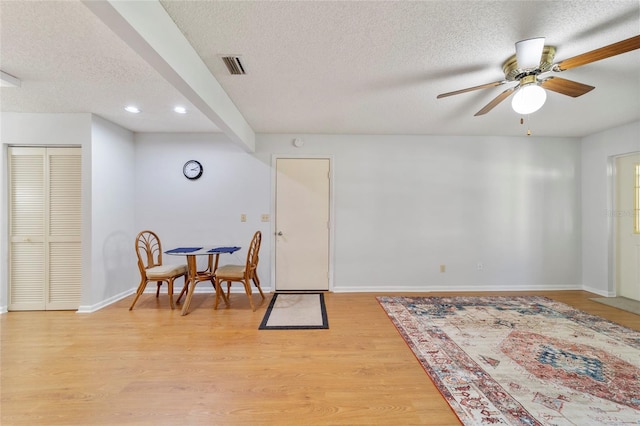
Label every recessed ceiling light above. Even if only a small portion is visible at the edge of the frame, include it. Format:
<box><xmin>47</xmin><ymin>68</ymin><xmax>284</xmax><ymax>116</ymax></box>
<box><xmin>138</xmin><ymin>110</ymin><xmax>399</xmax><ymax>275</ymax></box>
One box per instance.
<box><xmin>125</xmin><ymin>105</ymin><xmax>141</xmax><ymax>113</ymax></box>
<box><xmin>174</xmin><ymin>106</ymin><xmax>187</xmax><ymax>114</ymax></box>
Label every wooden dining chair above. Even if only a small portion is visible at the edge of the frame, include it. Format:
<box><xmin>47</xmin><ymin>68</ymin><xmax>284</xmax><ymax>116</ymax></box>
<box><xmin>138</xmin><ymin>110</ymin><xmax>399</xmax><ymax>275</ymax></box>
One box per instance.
<box><xmin>214</xmin><ymin>231</ymin><xmax>264</xmax><ymax>311</ymax></box>
<box><xmin>130</xmin><ymin>230</ymin><xmax>188</xmax><ymax>310</ymax></box>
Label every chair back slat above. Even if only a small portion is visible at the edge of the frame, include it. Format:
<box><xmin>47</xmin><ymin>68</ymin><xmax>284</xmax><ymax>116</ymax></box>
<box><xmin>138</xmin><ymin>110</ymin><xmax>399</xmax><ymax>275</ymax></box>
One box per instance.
<box><xmin>136</xmin><ymin>230</ymin><xmax>162</xmax><ymax>272</ymax></box>
<box><xmin>246</xmin><ymin>231</ymin><xmax>261</xmax><ymax>276</ymax></box>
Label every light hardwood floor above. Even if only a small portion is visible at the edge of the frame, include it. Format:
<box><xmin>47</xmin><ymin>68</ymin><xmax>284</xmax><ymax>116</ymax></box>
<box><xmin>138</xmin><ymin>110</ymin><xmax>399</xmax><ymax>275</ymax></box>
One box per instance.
<box><xmin>2</xmin><ymin>290</ymin><xmax>639</xmax><ymax>425</ymax></box>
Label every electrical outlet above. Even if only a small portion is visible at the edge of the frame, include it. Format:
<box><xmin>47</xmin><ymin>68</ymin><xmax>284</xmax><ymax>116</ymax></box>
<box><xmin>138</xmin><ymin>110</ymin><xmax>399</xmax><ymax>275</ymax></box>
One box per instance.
<box><xmin>477</xmin><ymin>262</ymin><xmax>484</xmax><ymax>271</ymax></box>
<box><xmin>240</xmin><ymin>214</ymin><xmax>247</xmax><ymax>222</ymax></box>
<box><xmin>440</xmin><ymin>264</ymin><xmax>446</xmax><ymax>273</ymax></box>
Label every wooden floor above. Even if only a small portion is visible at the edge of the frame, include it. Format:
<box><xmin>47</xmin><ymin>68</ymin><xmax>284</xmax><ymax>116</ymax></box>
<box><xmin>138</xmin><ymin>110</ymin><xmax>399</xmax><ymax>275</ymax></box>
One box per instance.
<box><xmin>1</xmin><ymin>290</ymin><xmax>639</xmax><ymax>425</ymax></box>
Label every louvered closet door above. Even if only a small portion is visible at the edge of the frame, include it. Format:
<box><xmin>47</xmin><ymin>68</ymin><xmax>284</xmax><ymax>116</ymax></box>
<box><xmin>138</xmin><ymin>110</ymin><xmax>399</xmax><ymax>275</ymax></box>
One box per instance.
<box><xmin>9</xmin><ymin>147</ymin><xmax>46</xmax><ymax>310</ymax></box>
<box><xmin>47</xmin><ymin>148</ymin><xmax>82</xmax><ymax>309</ymax></box>
<box><xmin>9</xmin><ymin>147</ymin><xmax>82</xmax><ymax>311</ymax></box>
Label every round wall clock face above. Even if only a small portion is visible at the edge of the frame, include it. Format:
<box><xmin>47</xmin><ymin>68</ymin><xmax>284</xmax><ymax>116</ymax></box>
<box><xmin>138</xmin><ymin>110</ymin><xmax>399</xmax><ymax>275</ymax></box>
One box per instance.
<box><xmin>183</xmin><ymin>160</ymin><xmax>203</xmax><ymax>180</ymax></box>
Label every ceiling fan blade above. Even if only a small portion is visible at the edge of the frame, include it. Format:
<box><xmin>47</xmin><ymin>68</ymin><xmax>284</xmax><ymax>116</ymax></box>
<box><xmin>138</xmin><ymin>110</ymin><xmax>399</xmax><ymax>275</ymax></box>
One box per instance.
<box><xmin>437</xmin><ymin>81</ymin><xmax>506</xmax><ymax>99</ymax></box>
<box><xmin>540</xmin><ymin>76</ymin><xmax>595</xmax><ymax>97</ymax></box>
<box><xmin>474</xmin><ymin>86</ymin><xmax>517</xmax><ymax>116</ymax></box>
<box><xmin>515</xmin><ymin>37</ymin><xmax>545</xmax><ymax>69</ymax></box>
<box><xmin>555</xmin><ymin>34</ymin><xmax>640</xmax><ymax>71</ymax></box>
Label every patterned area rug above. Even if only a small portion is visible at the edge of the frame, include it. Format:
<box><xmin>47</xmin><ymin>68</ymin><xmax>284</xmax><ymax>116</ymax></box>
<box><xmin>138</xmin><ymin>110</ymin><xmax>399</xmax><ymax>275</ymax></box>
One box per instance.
<box><xmin>377</xmin><ymin>296</ymin><xmax>640</xmax><ymax>425</ymax></box>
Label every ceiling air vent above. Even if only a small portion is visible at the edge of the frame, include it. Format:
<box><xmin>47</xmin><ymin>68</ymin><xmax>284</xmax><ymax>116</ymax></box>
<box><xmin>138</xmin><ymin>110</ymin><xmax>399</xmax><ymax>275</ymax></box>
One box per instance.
<box><xmin>221</xmin><ymin>56</ymin><xmax>246</xmax><ymax>75</ymax></box>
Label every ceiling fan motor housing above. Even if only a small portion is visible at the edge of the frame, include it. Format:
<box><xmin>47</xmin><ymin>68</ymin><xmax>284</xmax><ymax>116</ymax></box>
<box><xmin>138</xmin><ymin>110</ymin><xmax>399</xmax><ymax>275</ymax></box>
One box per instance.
<box><xmin>503</xmin><ymin>46</ymin><xmax>556</xmax><ymax>81</ymax></box>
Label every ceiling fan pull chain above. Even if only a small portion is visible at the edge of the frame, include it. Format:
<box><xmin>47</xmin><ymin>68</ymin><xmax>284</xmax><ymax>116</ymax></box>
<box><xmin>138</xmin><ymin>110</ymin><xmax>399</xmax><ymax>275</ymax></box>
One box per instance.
<box><xmin>520</xmin><ymin>115</ymin><xmax>532</xmax><ymax>136</ymax></box>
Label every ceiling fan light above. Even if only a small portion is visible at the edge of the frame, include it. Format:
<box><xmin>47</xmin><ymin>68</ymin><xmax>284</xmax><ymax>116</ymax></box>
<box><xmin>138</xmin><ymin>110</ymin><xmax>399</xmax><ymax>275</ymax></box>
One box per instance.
<box><xmin>515</xmin><ymin>37</ymin><xmax>545</xmax><ymax>69</ymax></box>
<box><xmin>511</xmin><ymin>84</ymin><xmax>547</xmax><ymax>115</ymax></box>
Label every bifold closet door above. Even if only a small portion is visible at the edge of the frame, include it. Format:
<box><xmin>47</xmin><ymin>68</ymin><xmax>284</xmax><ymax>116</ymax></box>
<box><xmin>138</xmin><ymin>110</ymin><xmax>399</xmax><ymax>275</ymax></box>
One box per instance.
<box><xmin>9</xmin><ymin>147</ymin><xmax>82</xmax><ymax>311</ymax></box>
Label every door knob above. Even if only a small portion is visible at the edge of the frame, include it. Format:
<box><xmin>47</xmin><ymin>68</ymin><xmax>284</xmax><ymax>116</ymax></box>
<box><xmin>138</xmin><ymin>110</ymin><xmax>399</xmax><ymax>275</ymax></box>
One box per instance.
<box><xmin>277</xmin><ymin>231</ymin><xmax>283</xmax><ymax>236</ymax></box>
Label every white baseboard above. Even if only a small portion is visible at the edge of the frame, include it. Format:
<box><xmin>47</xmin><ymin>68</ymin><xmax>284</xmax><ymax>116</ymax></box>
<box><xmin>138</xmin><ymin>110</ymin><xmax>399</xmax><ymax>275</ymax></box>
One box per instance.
<box><xmin>6</xmin><ymin>283</ymin><xmax>598</xmax><ymax>315</ymax></box>
<box><xmin>76</xmin><ymin>285</ymin><xmax>274</xmax><ymax>313</ymax></box>
<box><xmin>581</xmin><ymin>285</ymin><xmax>614</xmax><ymax>297</ymax></box>
<box><xmin>333</xmin><ymin>284</ymin><xmax>583</xmax><ymax>293</ymax></box>
<box><xmin>76</xmin><ymin>288</ymin><xmax>135</xmax><ymax>313</ymax></box>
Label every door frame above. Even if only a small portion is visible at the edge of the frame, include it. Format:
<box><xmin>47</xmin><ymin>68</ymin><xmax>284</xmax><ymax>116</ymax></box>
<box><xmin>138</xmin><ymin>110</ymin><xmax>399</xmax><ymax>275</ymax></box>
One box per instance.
<box><xmin>608</xmin><ymin>151</ymin><xmax>640</xmax><ymax>297</ymax></box>
<box><xmin>7</xmin><ymin>146</ymin><xmax>83</xmax><ymax>311</ymax></box>
<box><xmin>270</xmin><ymin>154</ymin><xmax>335</xmax><ymax>292</ymax></box>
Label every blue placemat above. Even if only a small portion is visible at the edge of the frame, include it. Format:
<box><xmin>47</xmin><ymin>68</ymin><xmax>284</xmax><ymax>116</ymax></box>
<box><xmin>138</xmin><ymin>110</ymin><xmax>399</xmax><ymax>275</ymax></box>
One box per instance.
<box><xmin>165</xmin><ymin>247</ymin><xmax>202</xmax><ymax>254</ymax></box>
<box><xmin>208</xmin><ymin>246</ymin><xmax>241</xmax><ymax>254</ymax></box>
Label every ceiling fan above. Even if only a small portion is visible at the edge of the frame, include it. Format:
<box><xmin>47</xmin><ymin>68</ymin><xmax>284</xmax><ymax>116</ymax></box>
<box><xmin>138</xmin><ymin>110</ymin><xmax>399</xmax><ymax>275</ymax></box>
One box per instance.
<box><xmin>437</xmin><ymin>35</ymin><xmax>640</xmax><ymax>116</ymax></box>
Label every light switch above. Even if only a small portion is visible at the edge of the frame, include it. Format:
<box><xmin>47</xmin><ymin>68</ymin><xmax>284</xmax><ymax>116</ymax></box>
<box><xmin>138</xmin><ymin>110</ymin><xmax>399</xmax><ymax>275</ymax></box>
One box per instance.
<box><xmin>240</xmin><ymin>214</ymin><xmax>247</xmax><ymax>222</ymax></box>
<box><xmin>261</xmin><ymin>214</ymin><xmax>270</xmax><ymax>222</ymax></box>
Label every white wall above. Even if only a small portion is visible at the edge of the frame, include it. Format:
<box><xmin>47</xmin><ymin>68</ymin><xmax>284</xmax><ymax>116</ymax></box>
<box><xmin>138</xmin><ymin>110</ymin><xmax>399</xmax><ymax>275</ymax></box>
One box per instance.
<box><xmin>8</xmin><ymin>115</ymin><xmax>625</xmax><ymax>310</ymax></box>
<box><xmin>134</xmin><ymin>133</ymin><xmax>272</xmax><ymax>289</ymax></box>
<box><xmin>81</xmin><ymin>115</ymin><xmax>137</xmax><ymax>311</ymax></box>
<box><xmin>0</xmin><ymin>113</ymin><xmax>137</xmax><ymax>313</ymax></box>
<box><xmin>259</xmin><ymin>134</ymin><xmax>582</xmax><ymax>291</ymax></box>
<box><xmin>581</xmin><ymin>120</ymin><xmax>640</xmax><ymax>296</ymax></box>
<box><xmin>136</xmin><ymin>132</ymin><xmax>582</xmax><ymax>293</ymax></box>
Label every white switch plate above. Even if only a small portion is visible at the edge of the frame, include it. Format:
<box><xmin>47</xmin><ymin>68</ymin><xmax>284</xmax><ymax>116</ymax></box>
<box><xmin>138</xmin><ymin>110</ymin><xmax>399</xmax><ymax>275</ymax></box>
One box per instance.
<box><xmin>240</xmin><ymin>214</ymin><xmax>247</xmax><ymax>222</ymax></box>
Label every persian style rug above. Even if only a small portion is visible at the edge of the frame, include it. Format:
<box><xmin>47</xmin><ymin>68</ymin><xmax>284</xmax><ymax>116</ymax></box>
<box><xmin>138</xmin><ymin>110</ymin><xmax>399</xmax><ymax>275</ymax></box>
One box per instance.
<box><xmin>259</xmin><ymin>292</ymin><xmax>328</xmax><ymax>330</ymax></box>
<box><xmin>377</xmin><ymin>296</ymin><xmax>640</xmax><ymax>425</ymax></box>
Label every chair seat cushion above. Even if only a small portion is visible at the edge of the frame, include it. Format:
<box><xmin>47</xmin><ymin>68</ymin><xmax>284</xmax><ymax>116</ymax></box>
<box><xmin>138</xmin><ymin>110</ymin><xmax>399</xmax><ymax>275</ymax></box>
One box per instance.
<box><xmin>146</xmin><ymin>264</ymin><xmax>187</xmax><ymax>279</ymax></box>
<box><xmin>215</xmin><ymin>264</ymin><xmax>246</xmax><ymax>279</ymax></box>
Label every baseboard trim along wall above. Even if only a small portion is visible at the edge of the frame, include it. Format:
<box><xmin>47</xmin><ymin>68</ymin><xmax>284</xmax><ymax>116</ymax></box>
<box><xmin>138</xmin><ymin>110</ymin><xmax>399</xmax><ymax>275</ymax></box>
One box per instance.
<box><xmin>77</xmin><ymin>288</ymin><xmax>135</xmax><ymax>313</ymax></box>
<box><xmin>333</xmin><ymin>284</ymin><xmax>584</xmax><ymax>293</ymax></box>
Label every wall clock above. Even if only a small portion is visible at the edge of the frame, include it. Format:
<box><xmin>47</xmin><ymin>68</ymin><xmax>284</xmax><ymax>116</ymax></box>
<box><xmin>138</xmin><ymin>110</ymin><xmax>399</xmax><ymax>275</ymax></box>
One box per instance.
<box><xmin>183</xmin><ymin>160</ymin><xmax>203</xmax><ymax>180</ymax></box>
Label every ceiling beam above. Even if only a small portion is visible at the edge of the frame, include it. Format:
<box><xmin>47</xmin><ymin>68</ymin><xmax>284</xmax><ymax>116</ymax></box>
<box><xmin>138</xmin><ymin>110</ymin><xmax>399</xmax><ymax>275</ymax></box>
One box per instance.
<box><xmin>83</xmin><ymin>0</ymin><xmax>255</xmax><ymax>152</ymax></box>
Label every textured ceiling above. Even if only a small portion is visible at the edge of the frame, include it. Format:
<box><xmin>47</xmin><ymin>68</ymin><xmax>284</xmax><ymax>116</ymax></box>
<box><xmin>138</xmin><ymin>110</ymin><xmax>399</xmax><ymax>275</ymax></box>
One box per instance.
<box><xmin>1</xmin><ymin>1</ymin><xmax>639</xmax><ymax>138</ymax></box>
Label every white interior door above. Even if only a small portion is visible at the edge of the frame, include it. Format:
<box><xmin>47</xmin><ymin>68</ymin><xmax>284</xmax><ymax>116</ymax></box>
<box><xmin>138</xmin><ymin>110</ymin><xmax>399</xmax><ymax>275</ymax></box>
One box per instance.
<box><xmin>9</xmin><ymin>146</ymin><xmax>82</xmax><ymax>310</ymax></box>
<box><xmin>615</xmin><ymin>153</ymin><xmax>640</xmax><ymax>301</ymax></box>
<box><xmin>275</xmin><ymin>158</ymin><xmax>330</xmax><ymax>291</ymax></box>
